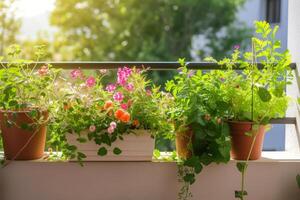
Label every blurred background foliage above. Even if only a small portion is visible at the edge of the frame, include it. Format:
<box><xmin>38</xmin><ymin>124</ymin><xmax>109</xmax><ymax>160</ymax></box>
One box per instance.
<box><xmin>0</xmin><ymin>0</ymin><xmax>252</xmax><ymax>151</ymax></box>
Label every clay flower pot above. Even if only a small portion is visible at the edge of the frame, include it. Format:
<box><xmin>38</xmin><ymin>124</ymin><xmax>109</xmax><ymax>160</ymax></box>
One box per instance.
<box><xmin>176</xmin><ymin>127</ymin><xmax>193</xmax><ymax>159</ymax></box>
<box><xmin>0</xmin><ymin>109</ymin><xmax>48</xmax><ymax>160</ymax></box>
<box><xmin>228</xmin><ymin>121</ymin><xmax>266</xmax><ymax>160</ymax></box>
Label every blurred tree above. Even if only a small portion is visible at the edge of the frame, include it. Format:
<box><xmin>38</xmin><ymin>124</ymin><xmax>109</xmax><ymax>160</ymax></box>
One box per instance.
<box><xmin>0</xmin><ymin>0</ymin><xmax>21</xmax><ymax>56</ymax></box>
<box><xmin>21</xmin><ymin>31</ymin><xmax>54</xmax><ymax>60</ymax></box>
<box><xmin>50</xmin><ymin>0</ymin><xmax>250</xmax><ymax>61</ymax></box>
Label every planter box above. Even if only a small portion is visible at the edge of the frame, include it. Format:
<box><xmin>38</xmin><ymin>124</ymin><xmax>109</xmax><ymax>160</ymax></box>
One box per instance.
<box><xmin>67</xmin><ymin>130</ymin><xmax>155</xmax><ymax>161</ymax></box>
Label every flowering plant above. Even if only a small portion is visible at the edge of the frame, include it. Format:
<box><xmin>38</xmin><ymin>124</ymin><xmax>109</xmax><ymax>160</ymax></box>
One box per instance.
<box><xmin>49</xmin><ymin>67</ymin><xmax>172</xmax><ymax>162</ymax></box>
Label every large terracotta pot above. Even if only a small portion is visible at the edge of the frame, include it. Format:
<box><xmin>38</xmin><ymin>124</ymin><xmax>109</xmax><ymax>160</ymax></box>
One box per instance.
<box><xmin>67</xmin><ymin>129</ymin><xmax>155</xmax><ymax>161</ymax></box>
<box><xmin>175</xmin><ymin>127</ymin><xmax>193</xmax><ymax>159</ymax></box>
<box><xmin>228</xmin><ymin>121</ymin><xmax>266</xmax><ymax>160</ymax></box>
<box><xmin>0</xmin><ymin>109</ymin><xmax>48</xmax><ymax>160</ymax></box>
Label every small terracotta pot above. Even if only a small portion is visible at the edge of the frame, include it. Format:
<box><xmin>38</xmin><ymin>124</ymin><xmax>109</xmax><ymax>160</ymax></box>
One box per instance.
<box><xmin>0</xmin><ymin>109</ymin><xmax>48</xmax><ymax>160</ymax></box>
<box><xmin>229</xmin><ymin>121</ymin><xmax>266</xmax><ymax>160</ymax></box>
<box><xmin>175</xmin><ymin>127</ymin><xmax>193</xmax><ymax>159</ymax></box>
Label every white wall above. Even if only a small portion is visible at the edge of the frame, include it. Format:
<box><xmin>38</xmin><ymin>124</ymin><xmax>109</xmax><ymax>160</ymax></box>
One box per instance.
<box><xmin>0</xmin><ymin>161</ymin><xmax>299</xmax><ymax>200</ymax></box>
<box><xmin>237</xmin><ymin>0</ymin><xmax>288</xmax><ymax>49</ymax></box>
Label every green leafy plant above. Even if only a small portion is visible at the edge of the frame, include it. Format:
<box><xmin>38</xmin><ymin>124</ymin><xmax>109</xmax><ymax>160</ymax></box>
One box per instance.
<box><xmin>49</xmin><ymin>67</ymin><xmax>172</xmax><ymax>163</ymax></box>
<box><xmin>0</xmin><ymin>45</ymin><xmax>60</xmax><ymax>164</ymax></box>
<box><xmin>166</xmin><ymin>59</ymin><xmax>231</xmax><ymax>200</ymax></box>
<box><xmin>0</xmin><ymin>45</ymin><xmax>60</xmax><ymax>111</ymax></box>
<box><xmin>206</xmin><ymin>21</ymin><xmax>292</xmax><ymax>199</ymax></box>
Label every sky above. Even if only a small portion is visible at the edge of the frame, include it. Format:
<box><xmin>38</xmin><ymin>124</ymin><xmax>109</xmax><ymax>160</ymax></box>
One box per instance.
<box><xmin>15</xmin><ymin>0</ymin><xmax>55</xmax><ymax>18</ymax></box>
<box><xmin>14</xmin><ymin>0</ymin><xmax>56</xmax><ymax>39</ymax></box>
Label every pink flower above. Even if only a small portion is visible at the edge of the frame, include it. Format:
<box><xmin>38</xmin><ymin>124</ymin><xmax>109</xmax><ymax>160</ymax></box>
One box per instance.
<box><xmin>86</xmin><ymin>76</ymin><xmax>96</xmax><ymax>87</ymax></box>
<box><xmin>89</xmin><ymin>125</ymin><xmax>96</xmax><ymax>132</ymax></box>
<box><xmin>120</xmin><ymin>103</ymin><xmax>128</xmax><ymax>110</ymax></box>
<box><xmin>110</xmin><ymin>122</ymin><xmax>117</xmax><ymax>129</ymax></box>
<box><xmin>126</xmin><ymin>83</ymin><xmax>134</xmax><ymax>91</ymax></box>
<box><xmin>234</xmin><ymin>44</ymin><xmax>240</xmax><ymax>50</ymax></box>
<box><xmin>107</xmin><ymin>126</ymin><xmax>114</xmax><ymax>134</ymax></box>
<box><xmin>113</xmin><ymin>92</ymin><xmax>124</xmax><ymax>102</ymax></box>
<box><xmin>38</xmin><ymin>65</ymin><xmax>49</xmax><ymax>76</ymax></box>
<box><xmin>117</xmin><ymin>67</ymin><xmax>132</xmax><ymax>86</ymax></box>
<box><xmin>106</xmin><ymin>84</ymin><xmax>116</xmax><ymax>93</ymax></box>
<box><xmin>70</xmin><ymin>69</ymin><xmax>83</xmax><ymax>79</ymax></box>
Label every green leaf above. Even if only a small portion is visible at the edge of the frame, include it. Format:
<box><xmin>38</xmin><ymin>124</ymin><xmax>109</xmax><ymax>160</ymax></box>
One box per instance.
<box><xmin>296</xmin><ymin>174</ymin><xmax>300</xmax><ymax>189</ymax></box>
<box><xmin>67</xmin><ymin>145</ymin><xmax>77</xmax><ymax>151</ymax></box>
<box><xmin>236</xmin><ymin>162</ymin><xmax>248</xmax><ymax>173</ymax></box>
<box><xmin>235</xmin><ymin>190</ymin><xmax>248</xmax><ymax>198</ymax></box>
<box><xmin>183</xmin><ymin>173</ymin><xmax>195</xmax><ymax>185</ymax></box>
<box><xmin>153</xmin><ymin>149</ymin><xmax>161</xmax><ymax>159</ymax></box>
<box><xmin>113</xmin><ymin>147</ymin><xmax>122</xmax><ymax>155</ymax></box>
<box><xmin>76</xmin><ymin>137</ymin><xmax>87</xmax><ymax>143</ymax></box>
<box><xmin>8</xmin><ymin>100</ymin><xmax>18</xmax><ymax>107</ymax></box>
<box><xmin>244</xmin><ymin>131</ymin><xmax>253</xmax><ymax>137</ymax></box>
<box><xmin>77</xmin><ymin>152</ymin><xmax>86</xmax><ymax>159</ymax></box>
<box><xmin>194</xmin><ymin>163</ymin><xmax>203</xmax><ymax>174</ymax></box>
<box><xmin>257</xmin><ymin>87</ymin><xmax>271</xmax><ymax>102</ymax></box>
<box><xmin>97</xmin><ymin>147</ymin><xmax>107</xmax><ymax>156</ymax></box>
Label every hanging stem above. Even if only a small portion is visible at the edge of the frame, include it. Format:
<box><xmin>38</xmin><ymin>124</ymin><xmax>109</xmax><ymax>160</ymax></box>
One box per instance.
<box><xmin>239</xmin><ymin>38</ymin><xmax>258</xmax><ymax>200</ymax></box>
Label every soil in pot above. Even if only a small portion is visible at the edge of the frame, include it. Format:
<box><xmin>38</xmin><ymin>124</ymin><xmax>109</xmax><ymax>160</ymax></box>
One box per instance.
<box><xmin>176</xmin><ymin>127</ymin><xmax>193</xmax><ymax>160</ymax></box>
<box><xmin>229</xmin><ymin>121</ymin><xmax>266</xmax><ymax>160</ymax></box>
<box><xmin>0</xmin><ymin>109</ymin><xmax>48</xmax><ymax>160</ymax></box>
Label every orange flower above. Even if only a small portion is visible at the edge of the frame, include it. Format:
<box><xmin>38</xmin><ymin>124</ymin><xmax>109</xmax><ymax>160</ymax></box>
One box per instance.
<box><xmin>133</xmin><ymin>119</ymin><xmax>140</xmax><ymax>127</ymax></box>
<box><xmin>104</xmin><ymin>100</ymin><xmax>114</xmax><ymax>110</ymax></box>
<box><xmin>114</xmin><ymin>109</ymin><xmax>125</xmax><ymax>119</ymax></box>
<box><xmin>120</xmin><ymin>112</ymin><xmax>130</xmax><ymax>123</ymax></box>
<box><xmin>114</xmin><ymin>109</ymin><xmax>130</xmax><ymax>123</ymax></box>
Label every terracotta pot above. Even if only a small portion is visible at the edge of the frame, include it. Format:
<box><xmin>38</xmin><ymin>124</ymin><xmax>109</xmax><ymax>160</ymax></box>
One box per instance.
<box><xmin>175</xmin><ymin>127</ymin><xmax>193</xmax><ymax>159</ymax></box>
<box><xmin>0</xmin><ymin>109</ymin><xmax>48</xmax><ymax>160</ymax></box>
<box><xmin>229</xmin><ymin>121</ymin><xmax>266</xmax><ymax>160</ymax></box>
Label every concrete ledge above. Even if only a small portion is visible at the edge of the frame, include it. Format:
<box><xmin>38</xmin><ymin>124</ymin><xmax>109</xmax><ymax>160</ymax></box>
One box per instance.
<box><xmin>0</xmin><ymin>159</ymin><xmax>299</xmax><ymax>200</ymax></box>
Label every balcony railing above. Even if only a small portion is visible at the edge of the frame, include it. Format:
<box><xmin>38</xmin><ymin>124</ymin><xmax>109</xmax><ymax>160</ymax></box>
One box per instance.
<box><xmin>0</xmin><ymin>61</ymin><xmax>299</xmax><ymax>148</ymax></box>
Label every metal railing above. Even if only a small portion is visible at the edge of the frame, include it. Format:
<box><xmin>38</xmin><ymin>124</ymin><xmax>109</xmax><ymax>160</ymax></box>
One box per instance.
<box><xmin>0</xmin><ymin>61</ymin><xmax>298</xmax><ymax>126</ymax></box>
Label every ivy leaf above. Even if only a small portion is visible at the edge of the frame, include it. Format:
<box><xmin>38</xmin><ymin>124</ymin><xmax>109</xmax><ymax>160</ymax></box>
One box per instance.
<box><xmin>257</xmin><ymin>87</ymin><xmax>271</xmax><ymax>102</ymax></box>
<box><xmin>113</xmin><ymin>147</ymin><xmax>122</xmax><ymax>155</ymax></box>
<box><xmin>236</xmin><ymin>162</ymin><xmax>248</xmax><ymax>173</ymax></box>
<box><xmin>194</xmin><ymin>163</ymin><xmax>203</xmax><ymax>174</ymax></box>
<box><xmin>97</xmin><ymin>147</ymin><xmax>107</xmax><ymax>156</ymax></box>
<box><xmin>183</xmin><ymin>173</ymin><xmax>195</xmax><ymax>185</ymax></box>
<box><xmin>235</xmin><ymin>190</ymin><xmax>248</xmax><ymax>198</ymax></box>
<box><xmin>77</xmin><ymin>152</ymin><xmax>86</xmax><ymax>159</ymax></box>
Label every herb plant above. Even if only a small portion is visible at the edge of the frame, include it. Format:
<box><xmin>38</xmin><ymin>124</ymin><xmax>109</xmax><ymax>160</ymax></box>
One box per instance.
<box><xmin>206</xmin><ymin>21</ymin><xmax>292</xmax><ymax>199</ymax></box>
<box><xmin>166</xmin><ymin>59</ymin><xmax>231</xmax><ymax>200</ymax></box>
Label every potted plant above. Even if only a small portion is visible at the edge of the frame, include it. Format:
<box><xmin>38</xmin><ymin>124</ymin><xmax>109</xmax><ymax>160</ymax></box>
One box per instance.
<box><xmin>48</xmin><ymin>67</ymin><xmax>172</xmax><ymax>162</ymax></box>
<box><xmin>166</xmin><ymin>58</ymin><xmax>231</xmax><ymax>200</ymax></box>
<box><xmin>206</xmin><ymin>21</ymin><xmax>293</xmax><ymax>199</ymax></box>
<box><xmin>0</xmin><ymin>45</ymin><xmax>60</xmax><ymax>161</ymax></box>
<box><xmin>207</xmin><ymin>21</ymin><xmax>292</xmax><ymax>161</ymax></box>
